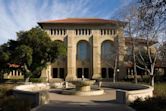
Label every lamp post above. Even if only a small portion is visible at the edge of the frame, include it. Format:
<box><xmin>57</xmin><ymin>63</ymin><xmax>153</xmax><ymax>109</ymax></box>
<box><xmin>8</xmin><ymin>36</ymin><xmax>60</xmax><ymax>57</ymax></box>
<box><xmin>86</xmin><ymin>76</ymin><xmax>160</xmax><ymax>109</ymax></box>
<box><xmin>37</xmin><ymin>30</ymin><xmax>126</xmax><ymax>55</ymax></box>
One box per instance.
<box><xmin>117</xmin><ymin>68</ymin><xmax>120</xmax><ymax>81</ymax></box>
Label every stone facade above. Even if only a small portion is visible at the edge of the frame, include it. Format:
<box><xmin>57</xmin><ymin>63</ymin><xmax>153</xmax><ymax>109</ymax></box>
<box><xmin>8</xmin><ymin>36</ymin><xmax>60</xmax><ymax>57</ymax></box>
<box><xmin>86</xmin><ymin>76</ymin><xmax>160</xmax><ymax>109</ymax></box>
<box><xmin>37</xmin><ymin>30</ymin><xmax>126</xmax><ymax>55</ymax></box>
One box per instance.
<box><xmin>38</xmin><ymin>18</ymin><xmax>128</xmax><ymax>81</ymax></box>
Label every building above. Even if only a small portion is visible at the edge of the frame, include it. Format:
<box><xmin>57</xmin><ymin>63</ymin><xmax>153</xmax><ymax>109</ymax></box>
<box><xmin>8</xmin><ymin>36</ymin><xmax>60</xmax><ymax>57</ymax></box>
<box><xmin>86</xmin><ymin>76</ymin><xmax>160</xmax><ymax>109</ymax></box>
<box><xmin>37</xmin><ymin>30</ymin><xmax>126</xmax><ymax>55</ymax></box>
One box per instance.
<box><xmin>37</xmin><ymin>18</ymin><xmax>164</xmax><ymax>81</ymax></box>
<box><xmin>38</xmin><ymin>18</ymin><xmax>126</xmax><ymax>81</ymax></box>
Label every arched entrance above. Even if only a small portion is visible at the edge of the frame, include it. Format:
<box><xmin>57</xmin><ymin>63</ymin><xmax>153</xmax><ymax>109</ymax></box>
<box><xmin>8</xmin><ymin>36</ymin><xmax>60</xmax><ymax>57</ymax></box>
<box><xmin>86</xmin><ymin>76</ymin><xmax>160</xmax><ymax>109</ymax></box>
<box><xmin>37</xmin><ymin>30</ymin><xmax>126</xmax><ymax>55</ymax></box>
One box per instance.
<box><xmin>76</xmin><ymin>40</ymin><xmax>91</xmax><ymax>78</ymax></box>
<box><xmin>101</xmin><ymin>40</ymin><xmax>115</xmax><ymax>79</ymax></box>
<box><xmin>51</xmin><ymin>40</ymin><xmax>66</xmax><ymax>79</ymax></box>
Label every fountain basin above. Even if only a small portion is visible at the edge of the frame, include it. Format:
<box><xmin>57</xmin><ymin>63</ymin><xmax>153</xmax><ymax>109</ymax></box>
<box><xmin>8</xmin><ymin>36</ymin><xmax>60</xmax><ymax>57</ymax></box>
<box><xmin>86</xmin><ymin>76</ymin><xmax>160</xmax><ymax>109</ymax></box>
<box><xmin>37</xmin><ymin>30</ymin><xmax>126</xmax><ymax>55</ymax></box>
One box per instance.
<box><xmin>62</xmin><ymin>88</ymin><xmax>104</xmax><ymax>96</ymax></box>
<box><xmin>70</xmin><ymin>80</ymin><xmax>95</xmax><ymax>92</ymax></box>
<box><xmin>62</xmin><ymin>80</ymin><xmax>104</xmax><ymax>96</ymax></box>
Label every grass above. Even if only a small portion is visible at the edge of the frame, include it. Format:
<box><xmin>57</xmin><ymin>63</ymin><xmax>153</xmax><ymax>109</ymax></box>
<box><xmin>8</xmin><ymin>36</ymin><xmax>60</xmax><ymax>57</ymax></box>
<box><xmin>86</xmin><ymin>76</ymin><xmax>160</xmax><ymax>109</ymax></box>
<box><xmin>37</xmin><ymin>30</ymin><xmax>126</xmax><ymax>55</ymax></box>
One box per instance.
<box><xmin>154</xmin><ymin>82</ymin><xmax>166</xmax><ymax>96</ymax></box>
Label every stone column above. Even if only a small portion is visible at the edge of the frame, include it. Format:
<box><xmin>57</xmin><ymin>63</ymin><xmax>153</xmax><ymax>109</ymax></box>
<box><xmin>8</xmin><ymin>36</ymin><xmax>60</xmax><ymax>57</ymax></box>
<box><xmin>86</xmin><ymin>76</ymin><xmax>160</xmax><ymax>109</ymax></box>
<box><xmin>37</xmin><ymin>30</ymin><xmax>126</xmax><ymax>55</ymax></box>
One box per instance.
<box><xmin>9</xmin><ymin>72</ymin><xmax>12</xmax><ymax>76</ymax></box>
<box><xmin>13</xmin><ymin>70</ymin><xmax>15</xmax><ymax>76</ymax></box>
<box><xmin>116</xmin><ymin>28</ymin><xmax>126</xmax><ymax>79</ymax></box>
<box><xmin>92</xmin><ymin>30</ymin><xmax>101</xmax><ymax>79</ymax></box>
<box><xmin>66</xmin><ymin>30</ymin><xmax>77</xmax><ymax>81</ymax></box>
<box><xmin>8</xmin><ymin>72</ymin><xmax>12</xmax><ymax>79</ymax></box>
<box><xmin>16</xmin><ymin>71</ymin><xmax>18</xmax><ymax>76</ymax></box>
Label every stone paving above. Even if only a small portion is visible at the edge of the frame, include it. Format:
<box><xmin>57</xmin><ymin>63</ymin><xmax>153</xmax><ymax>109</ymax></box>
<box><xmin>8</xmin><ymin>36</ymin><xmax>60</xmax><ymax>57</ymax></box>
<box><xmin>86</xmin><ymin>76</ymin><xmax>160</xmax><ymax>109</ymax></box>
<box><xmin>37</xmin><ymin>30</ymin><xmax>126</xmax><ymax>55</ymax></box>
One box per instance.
<box><xmin>32</xmin><ymin>88</ymin><xmax>135</xmax><ymax>111</ymax></box>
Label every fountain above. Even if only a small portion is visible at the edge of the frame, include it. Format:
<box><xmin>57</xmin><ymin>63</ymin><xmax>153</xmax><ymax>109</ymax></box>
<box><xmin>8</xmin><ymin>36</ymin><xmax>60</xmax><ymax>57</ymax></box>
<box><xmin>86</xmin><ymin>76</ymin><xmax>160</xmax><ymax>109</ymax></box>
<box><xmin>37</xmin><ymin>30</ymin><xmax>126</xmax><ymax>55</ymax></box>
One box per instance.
<box><xmin>62</xmin><ymin>75</ymin><xmax>104</xmax><ymax>96</ymax></box>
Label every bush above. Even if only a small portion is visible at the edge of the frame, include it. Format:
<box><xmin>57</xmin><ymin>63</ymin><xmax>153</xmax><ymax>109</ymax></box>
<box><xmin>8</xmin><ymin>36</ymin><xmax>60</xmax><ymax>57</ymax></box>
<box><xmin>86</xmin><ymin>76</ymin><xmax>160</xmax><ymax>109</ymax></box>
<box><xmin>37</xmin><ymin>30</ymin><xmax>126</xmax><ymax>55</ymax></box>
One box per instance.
<box><xmin>0</xmin><ymin>88</ymin><xmax>13</xmax><ymax>98</ymax></box>
<box><xmin>5</xmin><ymin>79</ymin><xmax>24</xmax><ymax>83</ymax></box>
<box><xmin>0</xmin><ymin>96</ymin><xmax>31</xmax><ymax>111</ymax></box>
<box><xmin>29</xmin><ymin>77</ymin><xmax>47</xmax><ymax>83</ymax></box>
<box><xmin>130</xmin><ymin>96</ymin><xmax>166</xmax><ymax>111</ymax></box>
<box><xmin>0</xmin><ymin>89</ymin><xmax>8</xmax><ymax>98</ymax></box>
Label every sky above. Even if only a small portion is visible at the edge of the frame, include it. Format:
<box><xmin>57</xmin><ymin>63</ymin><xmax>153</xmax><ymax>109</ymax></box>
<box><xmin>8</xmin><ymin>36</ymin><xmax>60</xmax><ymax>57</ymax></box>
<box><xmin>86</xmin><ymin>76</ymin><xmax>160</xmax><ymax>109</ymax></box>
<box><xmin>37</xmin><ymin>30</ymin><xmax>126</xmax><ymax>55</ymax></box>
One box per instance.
<box><xmin>0</xmin><ymin>0</ymin><xmax>133</xmax><ymax>44</ymax></box>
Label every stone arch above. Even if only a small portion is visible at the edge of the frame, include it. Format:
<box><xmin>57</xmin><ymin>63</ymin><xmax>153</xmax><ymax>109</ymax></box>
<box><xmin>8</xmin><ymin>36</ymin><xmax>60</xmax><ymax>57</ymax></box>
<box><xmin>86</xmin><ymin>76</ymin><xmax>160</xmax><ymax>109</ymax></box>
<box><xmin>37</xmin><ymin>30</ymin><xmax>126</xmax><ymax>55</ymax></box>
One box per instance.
<box><xmin>101</xmin><ymin>40</ymin><xmax>115</xmax><ymax>79</ymax></box>
<box><xmin>76</xmin><ymin>40</ymin><xmax>90</xmax><ymax>61</ymax></box>
<box><xmin>76</xmin><ymin>40</ymin><xmax>91</xmax><ymax>78</ymax></box>
<box><xmin>101</xmin><ymin>40</ymin><xmax>115</xmax><ymax>60</ymax></box>
<box><xmin>51</xmin><ymin>40</ymin><xmax>66</xmax><ymax>79</ymax></box>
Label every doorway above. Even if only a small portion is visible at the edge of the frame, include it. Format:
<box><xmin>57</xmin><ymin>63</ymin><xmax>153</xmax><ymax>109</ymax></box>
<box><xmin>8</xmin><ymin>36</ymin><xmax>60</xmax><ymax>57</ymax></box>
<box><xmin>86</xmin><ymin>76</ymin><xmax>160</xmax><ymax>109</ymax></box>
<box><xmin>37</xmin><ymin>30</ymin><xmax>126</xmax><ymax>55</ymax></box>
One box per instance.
<box><xmin>77</xmin><ymin>68</ymin><xmax>89</xmax><ymax>78</ymax></box>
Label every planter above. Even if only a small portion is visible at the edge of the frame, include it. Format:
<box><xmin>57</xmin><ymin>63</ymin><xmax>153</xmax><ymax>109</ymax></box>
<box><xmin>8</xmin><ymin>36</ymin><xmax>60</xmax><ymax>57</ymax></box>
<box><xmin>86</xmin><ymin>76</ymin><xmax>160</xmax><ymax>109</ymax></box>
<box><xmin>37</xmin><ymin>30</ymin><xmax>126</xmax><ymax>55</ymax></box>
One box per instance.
<box><xmin>13</xmin><ymin>83</ymin><xmax>50</xmax><ymax>107</ymax></box>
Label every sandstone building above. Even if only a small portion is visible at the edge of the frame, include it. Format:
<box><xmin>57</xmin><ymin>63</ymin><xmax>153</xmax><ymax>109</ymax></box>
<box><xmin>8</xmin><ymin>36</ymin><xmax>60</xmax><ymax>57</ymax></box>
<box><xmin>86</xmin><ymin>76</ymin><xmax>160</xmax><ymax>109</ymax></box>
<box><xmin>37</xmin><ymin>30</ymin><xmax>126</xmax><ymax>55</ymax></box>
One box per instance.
<box><xmin>37</xmin><ymin>18</ymin><xmax>128</xmax><ymax>80</ymax></box>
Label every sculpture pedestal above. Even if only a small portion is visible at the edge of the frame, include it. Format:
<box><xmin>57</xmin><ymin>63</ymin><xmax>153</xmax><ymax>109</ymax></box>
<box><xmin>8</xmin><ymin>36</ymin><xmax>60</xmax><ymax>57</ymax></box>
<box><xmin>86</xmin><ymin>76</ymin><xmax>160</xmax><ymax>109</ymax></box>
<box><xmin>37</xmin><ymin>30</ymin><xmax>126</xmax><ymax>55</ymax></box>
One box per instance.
<box><xmin>62</xmin><ymin>80</ymin><xmax>104</xmax><ymax>96</ymax></box>
<box><xmin>76</xmin><ymin>85</ymin><xmax>90</xmax><ymax>91</ymax></box>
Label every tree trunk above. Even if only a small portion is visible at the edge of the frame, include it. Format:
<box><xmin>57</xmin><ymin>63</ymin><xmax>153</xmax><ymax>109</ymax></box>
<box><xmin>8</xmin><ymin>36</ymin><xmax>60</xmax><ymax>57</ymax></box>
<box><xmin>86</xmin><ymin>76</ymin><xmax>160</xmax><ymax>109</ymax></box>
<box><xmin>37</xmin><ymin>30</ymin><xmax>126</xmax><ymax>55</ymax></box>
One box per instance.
<box><xmin>132</xmin><ymin>38</ymin><xmax>138</xmax><ymax>84</ymax></box>
<box><xmin>113</xmin><ymin>56</ymin><xmax>118</xmax><ymax>83</ymax></box>
<box><xmin>133</xmin><ymin>61</ymin><xmax>138</xmax><ymax>84</ymax></box>
<box><xmin>25</xmin><ymin>77</ymin><xmax>30</xmax><ymax>83</ymax></box>
<box><xmin>150</xmin><ymin>75</ymin><xmax>154</xmax><ymax>87</ymax></box>
<box><xmin>0</xmin><ymin>72</ymin><xmax>4</xmax><ymax>82</ymax></box>
<box><xmin>23</xmin><ymin>64</ymin><xmax>31</xmax><ymax>82</ymax></box>
<box><xmin>150</xmin><ymin>64</ymin><xmax>155</xmax><ymax>87</ymax></box>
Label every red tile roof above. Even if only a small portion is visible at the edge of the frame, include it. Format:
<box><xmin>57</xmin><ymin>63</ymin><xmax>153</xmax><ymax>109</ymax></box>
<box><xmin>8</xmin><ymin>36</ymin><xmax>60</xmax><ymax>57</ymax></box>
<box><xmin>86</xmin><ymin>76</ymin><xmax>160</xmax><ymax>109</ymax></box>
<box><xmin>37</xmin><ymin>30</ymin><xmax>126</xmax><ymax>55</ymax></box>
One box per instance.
<box><xmin>38</xmin><ymin>18</ymin><xmax>126</xmax><ymax>25</ymax></box>
<box><xmin>125</xmin><ymin>37</ymin><xmax>158</xmax><ymax>45</ymax></box>
<box><xmin>8</xmin><ymin>63</ymin><xmax>20</xmax><ymax>68</ymax></box>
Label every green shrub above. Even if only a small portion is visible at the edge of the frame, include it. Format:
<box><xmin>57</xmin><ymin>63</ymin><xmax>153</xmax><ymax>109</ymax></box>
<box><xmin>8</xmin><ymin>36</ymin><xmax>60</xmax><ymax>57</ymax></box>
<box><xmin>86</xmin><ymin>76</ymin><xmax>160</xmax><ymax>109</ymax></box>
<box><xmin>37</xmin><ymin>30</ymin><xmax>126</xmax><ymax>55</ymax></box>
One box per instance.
<box><xmin>0</xmin><ymin>88</ymin><xmax>12</xmax><ymax>98</ymax></box>
<box><xmin>130</xmin><ymin>96</ymin><xmax>166</xmax><ymax>111</ymax></box>
<box><xmin>29</xmin><ymin>77</ymin><xmax>47</xmax><ymax>83</ymax></box>
<box><xmin>5</xmin><ymin>79</ymin><xmax>24</xmax><ymax>83</ymax></box>
<box><xmin>0</xmin><ymin>96</ymin><xmax>31</xmax><ymax>111</ymax></box>
<box><xmin>0</xmin><ymin>88</ymin><xmax>7</xmax><ymax>97</ymax></box>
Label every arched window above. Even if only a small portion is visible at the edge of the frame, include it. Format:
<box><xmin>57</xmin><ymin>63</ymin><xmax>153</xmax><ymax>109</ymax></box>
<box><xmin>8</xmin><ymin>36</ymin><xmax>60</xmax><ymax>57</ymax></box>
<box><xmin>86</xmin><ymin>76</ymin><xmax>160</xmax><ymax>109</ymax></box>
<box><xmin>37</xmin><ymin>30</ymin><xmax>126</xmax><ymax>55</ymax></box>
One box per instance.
<box><xmin>101</xmin><ymin>40</ymin><xmax>114</xmax><ymax>60</ymax></box>
<box><xmin>77</xmin><ymin>41</ymin><xmax>90</xmax><ymax>61</ymax></box>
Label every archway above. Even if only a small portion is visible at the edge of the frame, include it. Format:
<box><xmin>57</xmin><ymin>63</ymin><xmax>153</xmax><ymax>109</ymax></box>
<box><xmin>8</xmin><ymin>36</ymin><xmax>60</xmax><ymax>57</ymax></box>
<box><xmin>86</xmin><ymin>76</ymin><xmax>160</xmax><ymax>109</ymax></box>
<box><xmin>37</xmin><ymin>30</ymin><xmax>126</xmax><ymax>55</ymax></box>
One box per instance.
<box><xmin>51</xmin><ymin>40</ymin><xmax>66</xmax><ymax>79</ymax></box>
<box><xmin>76</xmin><ymin>40</ymin><xmax>90</xmax><ymax>78</ymax></box>
<box><xmin>101</xmin><ymin>40</ymin><xmax>115</xmax><ymax>79</ymax></box>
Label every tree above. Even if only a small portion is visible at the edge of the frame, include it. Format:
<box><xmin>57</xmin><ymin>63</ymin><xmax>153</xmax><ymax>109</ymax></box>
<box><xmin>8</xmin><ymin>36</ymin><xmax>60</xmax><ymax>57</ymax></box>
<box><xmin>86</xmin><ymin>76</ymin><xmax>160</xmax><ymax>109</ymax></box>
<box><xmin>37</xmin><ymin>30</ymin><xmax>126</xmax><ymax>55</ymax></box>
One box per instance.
<box><xmin>115</xmin><ymin>4</ymin><xmax>139</xmax><ymax>84</ymax></box>
<box><xmin>159</xmin><ymin>42</ymin><xmax>166</xmax><ymax>76</ymax></box>
<box><xmin>135</xmin><ymin>0</ymin><xmax>166</xmax><ymax>86</ymax></box>
<box><xmin>0</xmin><ymin>27</ymin><xmax>66</xmax><ymax>81</ymax></box>
<box><xmin>159</xmin><ymin>42</ymin><xmax>166</xmax><ymax>63</ymax></box>
<box><xmin>0</xmin><ymin>47</ymin><xmax>10</xmax><ymax>81</ymax></box>
<box><xmin>13</xmin><ymin>45</ymin><xmax>33</xmax><ymax>81</ymax></box>
<box><xmin>124</xmin><ymin>5</ymin><xmax>140</xmax><ymax>84</ymax></box>
<box><xmin>114</xmin><ymin>0</ymin><xmax>166</xmax><ymax>86</ymax></box>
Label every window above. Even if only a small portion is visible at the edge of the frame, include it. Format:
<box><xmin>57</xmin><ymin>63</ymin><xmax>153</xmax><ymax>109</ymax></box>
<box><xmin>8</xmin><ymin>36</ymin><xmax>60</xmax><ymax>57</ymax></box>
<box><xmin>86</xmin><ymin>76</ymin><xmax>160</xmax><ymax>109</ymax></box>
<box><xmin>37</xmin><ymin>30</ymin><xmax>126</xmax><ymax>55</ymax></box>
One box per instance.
<box><xmin>52</xmin><ymin>68</ymin><xmax>58</xmax><ymax>78</ymax></box>
<box><xmin>101</xmin><ymin>29</ymin><xmax>103</xmax><ymax>35</ymax></box>
<box><xmin>75</xmin><ymin>29</ymin><xmax>91</xmax><ymax>35</ymax></box>
<box><xmin>101</xmin><ymin>68</ymin><xmax>114</xmax><ymax>78</ymax></box>
<box><xmin>50</xmin><ymin>29</ymin><xmax>66</xmax><ymax>35</ymax></box>
<box><xmin>51</xmin><ymin>29</ymin><xmax>53</xmax><ymax>35</ymax></box>
<box><xmin>108</xmin><ymin>68</ymin><xmax>113</xmax><ymax>78</ymax></box>
<box><xmin>100</xmin><ymin>29</ymin><xmax>116</xmax><ymax>35</ymax></box>
<box><xmin>52</xmin><ymin>68</ymin><xmax>65</xmax><ymax>79</ymax></box>
<box><xmin>77</xmin><ymin>68</ymin><xmax>82</xmax><ymax>78</ymax></box>
<box><xmin>59</xmin><ymin>68</ymin><xmax>65</xmax><ymax>78</ymax></box>
<box><xmin>101</xmin><ymin>68</ymin><xmax>107</xmax><ymax>78</ymax></box>
<box><xmin>84</xmin><ymin>68</ymin><xmax>89</xmax><ymax>78</ymax></box>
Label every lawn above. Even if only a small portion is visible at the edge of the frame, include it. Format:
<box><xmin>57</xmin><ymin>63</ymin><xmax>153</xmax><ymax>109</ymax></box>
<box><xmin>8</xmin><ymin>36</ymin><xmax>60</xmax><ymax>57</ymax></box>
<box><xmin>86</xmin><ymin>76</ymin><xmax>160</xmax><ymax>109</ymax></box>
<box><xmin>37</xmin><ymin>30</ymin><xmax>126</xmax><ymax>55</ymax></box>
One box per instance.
<box><xmin>154</xmin><ymin>82</ymin><xmax>166</xmax><ymax>96</ymax></box>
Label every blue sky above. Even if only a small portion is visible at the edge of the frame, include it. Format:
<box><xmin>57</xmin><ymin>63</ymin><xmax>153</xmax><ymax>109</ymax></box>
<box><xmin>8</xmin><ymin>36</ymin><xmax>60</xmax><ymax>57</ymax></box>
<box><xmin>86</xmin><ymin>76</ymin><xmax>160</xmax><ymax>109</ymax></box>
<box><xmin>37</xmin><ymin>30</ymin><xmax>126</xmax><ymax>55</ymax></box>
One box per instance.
<box><xmin>0</xmin><ymin>0</ymin><xmax>133</xmax><ymax>44</ymax></box>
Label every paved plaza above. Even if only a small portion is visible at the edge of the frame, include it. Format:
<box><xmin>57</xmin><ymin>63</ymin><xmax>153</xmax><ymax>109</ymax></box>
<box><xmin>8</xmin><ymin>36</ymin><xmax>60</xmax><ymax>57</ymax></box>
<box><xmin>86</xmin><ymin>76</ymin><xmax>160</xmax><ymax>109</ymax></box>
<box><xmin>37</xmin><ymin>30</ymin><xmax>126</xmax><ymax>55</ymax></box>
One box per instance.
<box><xmin>32</xmin><ymin>88</ymin><xmax>134</xmax><ymax>111</ymax></box>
